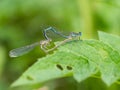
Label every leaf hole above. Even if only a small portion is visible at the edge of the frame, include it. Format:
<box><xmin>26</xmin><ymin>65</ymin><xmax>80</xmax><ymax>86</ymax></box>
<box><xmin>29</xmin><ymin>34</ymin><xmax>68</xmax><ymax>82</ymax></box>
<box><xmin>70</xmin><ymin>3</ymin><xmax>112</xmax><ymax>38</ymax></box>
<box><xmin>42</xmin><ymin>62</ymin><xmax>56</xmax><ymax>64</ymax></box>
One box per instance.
<box><xmin>56</xmin><ymin>64</ymin><xmax>63</xmax><ymax>71</ymax></box>
<box><xmin>66</xmin><ymin>66</ymin><xmax>72</xmax><ymax>70</ymax></box>
<box><xmin>26</xmin><ymin>75</ymin><xmax>34</xmax><ymax>80</ymax></box>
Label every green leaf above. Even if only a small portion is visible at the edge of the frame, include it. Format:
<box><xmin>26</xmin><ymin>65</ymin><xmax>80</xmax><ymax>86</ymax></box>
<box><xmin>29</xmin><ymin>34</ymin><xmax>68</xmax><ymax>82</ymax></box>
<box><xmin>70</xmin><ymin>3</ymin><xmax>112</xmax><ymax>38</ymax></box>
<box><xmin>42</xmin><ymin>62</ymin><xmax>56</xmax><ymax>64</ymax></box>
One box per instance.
<box><xmin>12</xmin><ymin>32</ymin><xmax>120</xmax><ymax>87</ymax></box>
<box><xmin>98</xmin><ymin>31</ymin><xmax>120</xmax><ymax>85</ymax></box>
<box><xmin>85</xmin><ymin>40</ymin><xmax>120</xmax><ymax>86</ymax></box>
<box><xmin>11</xmin><ymin>40</ymin><xmax>98</xmax><ymax>87</ymax></box>
<box><xmin>98</xmin><ymin>31</ymin><xmax>120</xmax><ymax>53</ymax></box>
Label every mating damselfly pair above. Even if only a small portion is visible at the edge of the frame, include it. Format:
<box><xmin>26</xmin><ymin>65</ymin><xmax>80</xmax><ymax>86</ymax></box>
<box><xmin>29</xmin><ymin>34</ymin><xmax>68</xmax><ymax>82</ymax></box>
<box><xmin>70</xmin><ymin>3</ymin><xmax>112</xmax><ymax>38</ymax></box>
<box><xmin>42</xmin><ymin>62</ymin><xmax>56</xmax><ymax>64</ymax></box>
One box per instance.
<box><xmin>9</xmin><ymin>27</ymin><xmax>82</xmax><ymax>57</ymax></box>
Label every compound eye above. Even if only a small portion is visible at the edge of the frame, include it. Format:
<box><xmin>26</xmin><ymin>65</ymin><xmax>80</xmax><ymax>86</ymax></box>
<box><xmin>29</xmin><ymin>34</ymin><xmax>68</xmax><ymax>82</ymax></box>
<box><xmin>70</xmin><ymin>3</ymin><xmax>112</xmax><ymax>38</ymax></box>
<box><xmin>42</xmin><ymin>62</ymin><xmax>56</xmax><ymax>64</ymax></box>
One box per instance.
<box><xmin>79</xmin><ymin>32</ymin><xmax>82</xmax><ymax>36</ymax></box>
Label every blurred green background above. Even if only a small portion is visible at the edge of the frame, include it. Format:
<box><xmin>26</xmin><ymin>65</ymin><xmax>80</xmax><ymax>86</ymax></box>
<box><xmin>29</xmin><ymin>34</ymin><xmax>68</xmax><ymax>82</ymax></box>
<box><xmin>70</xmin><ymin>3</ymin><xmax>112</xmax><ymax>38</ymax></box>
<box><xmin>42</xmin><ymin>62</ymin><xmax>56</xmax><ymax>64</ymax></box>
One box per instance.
<box><xmin>0</xmin><ymin>0</ymin><xmax>120</xmax><ymax>90</ymax></box>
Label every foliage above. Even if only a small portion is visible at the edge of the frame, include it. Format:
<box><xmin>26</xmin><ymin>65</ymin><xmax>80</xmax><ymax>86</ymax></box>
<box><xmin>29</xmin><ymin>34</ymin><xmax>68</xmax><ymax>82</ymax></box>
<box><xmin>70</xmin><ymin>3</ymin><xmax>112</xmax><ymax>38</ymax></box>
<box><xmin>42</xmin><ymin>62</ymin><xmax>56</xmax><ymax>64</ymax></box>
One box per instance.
<box><xmin>0</xmin><ymin>0</ymin><xmax>120</xmax><ymax>90</ymax></box>
<box><xmin>11</xmin><ymin>31</ymin><xmax>120</xmax><ymax>89</ymax></box>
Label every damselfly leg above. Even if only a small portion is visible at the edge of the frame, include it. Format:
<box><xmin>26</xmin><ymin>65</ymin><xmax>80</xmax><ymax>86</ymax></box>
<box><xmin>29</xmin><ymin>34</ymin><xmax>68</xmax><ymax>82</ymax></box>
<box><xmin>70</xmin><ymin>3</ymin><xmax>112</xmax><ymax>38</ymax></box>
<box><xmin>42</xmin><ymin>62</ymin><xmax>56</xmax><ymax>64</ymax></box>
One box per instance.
<box><xmin>9</xmin><ymin>27</ymin><xmax>82</xmax><ymax>57</ymax></box>
<box><xmin>45</xmin><ymin>31</ymin><xmax>82</xmax><ymax>53</ymax></box>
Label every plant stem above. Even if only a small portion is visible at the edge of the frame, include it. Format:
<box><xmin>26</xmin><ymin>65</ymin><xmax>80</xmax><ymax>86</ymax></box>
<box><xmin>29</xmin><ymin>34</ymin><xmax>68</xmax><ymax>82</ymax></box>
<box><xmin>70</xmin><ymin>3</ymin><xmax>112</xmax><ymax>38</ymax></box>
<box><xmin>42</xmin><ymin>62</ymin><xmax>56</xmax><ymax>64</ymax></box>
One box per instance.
<box><xmin>77</xmin><ymin>0</ymin><xmax>94</xmax><ymax>38</ymax></box>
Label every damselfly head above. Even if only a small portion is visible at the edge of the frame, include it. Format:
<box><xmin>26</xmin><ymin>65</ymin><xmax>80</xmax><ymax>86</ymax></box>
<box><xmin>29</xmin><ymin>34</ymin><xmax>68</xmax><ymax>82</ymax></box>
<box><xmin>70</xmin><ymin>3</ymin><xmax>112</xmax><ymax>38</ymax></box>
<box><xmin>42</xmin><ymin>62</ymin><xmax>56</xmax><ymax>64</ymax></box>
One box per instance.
<box><xmin>70</xmin><ymin>32</ymin><xmax>82</xmax><ymax>37</ymax></box>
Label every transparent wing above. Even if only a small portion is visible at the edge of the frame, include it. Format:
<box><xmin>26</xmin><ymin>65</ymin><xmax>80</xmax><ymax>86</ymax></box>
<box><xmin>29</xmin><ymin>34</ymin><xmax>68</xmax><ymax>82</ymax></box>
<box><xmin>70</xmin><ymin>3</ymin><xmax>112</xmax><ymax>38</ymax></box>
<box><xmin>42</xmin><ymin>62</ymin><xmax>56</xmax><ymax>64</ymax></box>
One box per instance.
<box><xmin>44</xmin><ymin>27</ymin><xmax>69</xmax><ymax>42</ymax></box>
<box><xmin>9</xmin><ymin>42</ymin><xmax>39</xmax><ymax>57</ymax></box>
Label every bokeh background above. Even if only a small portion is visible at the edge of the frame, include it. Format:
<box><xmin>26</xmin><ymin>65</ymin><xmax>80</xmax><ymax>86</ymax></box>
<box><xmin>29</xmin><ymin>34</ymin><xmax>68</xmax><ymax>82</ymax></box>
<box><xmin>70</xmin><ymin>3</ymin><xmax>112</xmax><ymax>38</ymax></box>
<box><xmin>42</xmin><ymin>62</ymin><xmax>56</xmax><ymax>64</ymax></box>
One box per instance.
<box><xmin>0</xmin><ymin>0</ymin><xmax>120</xmax><ymax>90</ymax></box>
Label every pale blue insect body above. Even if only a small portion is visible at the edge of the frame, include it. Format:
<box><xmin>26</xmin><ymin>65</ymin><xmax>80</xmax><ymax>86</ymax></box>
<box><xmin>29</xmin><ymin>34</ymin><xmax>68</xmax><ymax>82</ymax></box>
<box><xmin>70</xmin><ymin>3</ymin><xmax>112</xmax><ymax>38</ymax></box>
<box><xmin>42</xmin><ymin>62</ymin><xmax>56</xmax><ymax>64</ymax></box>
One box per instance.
<box><xmin>9</xmin><ymin>27</ymin><xmax>82</xmax><ymax>57</ymax></box>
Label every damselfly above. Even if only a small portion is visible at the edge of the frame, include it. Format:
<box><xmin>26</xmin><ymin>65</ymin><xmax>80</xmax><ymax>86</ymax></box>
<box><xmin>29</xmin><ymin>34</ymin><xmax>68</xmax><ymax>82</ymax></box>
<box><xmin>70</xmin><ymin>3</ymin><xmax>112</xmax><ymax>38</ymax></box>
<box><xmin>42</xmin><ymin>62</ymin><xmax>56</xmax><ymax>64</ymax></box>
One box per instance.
<box><xmin>9</xmin><ymin>27</ymin><xmax>82</xmax><ymax>57</ymax></box>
